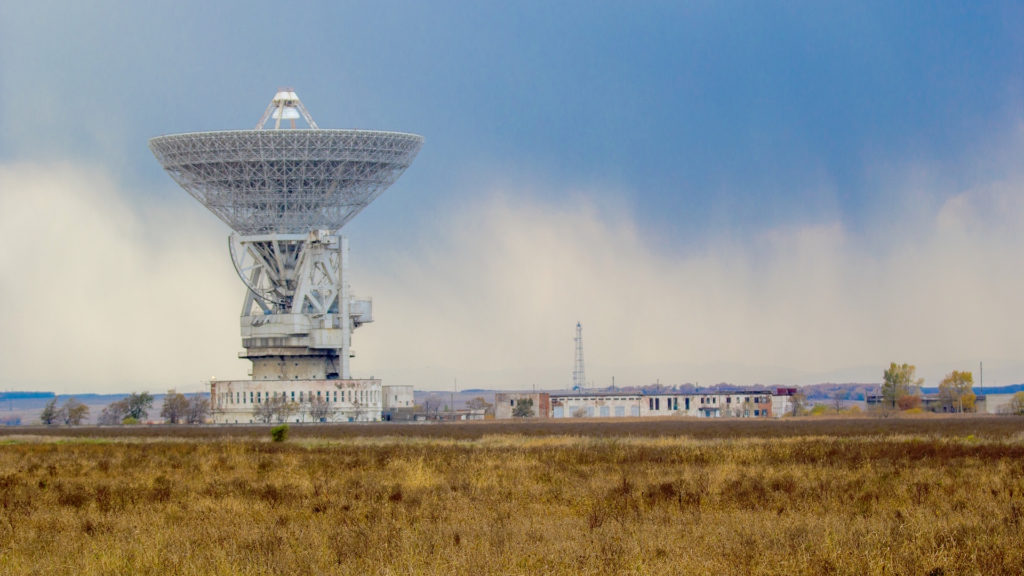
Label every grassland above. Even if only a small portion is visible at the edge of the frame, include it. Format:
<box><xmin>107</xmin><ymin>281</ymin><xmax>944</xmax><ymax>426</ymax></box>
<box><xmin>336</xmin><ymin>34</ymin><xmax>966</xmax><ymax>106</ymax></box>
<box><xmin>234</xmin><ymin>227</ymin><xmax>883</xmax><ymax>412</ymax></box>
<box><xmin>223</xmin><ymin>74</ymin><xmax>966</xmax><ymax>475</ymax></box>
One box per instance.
<box><xmin>1</xmin><ymin>417</ymin><xmax>1022</xmax><ymax>575</ymax></box>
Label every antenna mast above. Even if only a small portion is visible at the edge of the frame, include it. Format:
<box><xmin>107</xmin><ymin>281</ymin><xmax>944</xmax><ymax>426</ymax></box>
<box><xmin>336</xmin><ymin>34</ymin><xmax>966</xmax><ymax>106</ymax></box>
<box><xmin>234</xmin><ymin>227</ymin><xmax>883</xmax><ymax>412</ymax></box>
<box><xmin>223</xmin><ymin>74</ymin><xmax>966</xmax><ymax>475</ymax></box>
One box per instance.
<box><xmin>573</xmin><ymin>322</ymin><xmax>586</xmax><ymax>392</ymax></box>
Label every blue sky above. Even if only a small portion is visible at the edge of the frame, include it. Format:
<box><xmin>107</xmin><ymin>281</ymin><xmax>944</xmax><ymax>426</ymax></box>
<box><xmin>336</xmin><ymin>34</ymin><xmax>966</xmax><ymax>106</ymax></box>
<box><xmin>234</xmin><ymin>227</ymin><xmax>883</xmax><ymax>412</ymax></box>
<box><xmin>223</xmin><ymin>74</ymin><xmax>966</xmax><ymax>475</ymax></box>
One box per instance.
<box><xmin>2</xmin><ymin>1</ymin><xmax>1023</xmax><ymax>392</ymax></box>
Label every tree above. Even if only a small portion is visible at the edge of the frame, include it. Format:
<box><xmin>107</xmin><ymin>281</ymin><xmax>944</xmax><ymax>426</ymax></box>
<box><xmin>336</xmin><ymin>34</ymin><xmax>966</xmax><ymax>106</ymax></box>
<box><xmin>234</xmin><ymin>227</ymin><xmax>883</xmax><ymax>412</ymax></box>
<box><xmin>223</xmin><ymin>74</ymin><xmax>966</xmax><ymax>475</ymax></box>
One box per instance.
<box><xmin>1009</xmin><ymin>391</ymin><xmax>1024</xmax><ymax>415</ymax></box>
<box><xmin>422</xmin><ymin>395</ymin><xmax>443</xmax><ymax>418</ymax></box>
<box><xmin>60</xmin><ymin>398</ymin><xmax>89</xmax><ymax>426</ymax></box>
<box><xmin>253</xmin><ymin>396</ymin><xmax>276</xmax><ymax>424</ymax></box>
<box><xmin>897</xmin><ymin>394</ymin><xmax>921</xmax><ymax>411</ymax></box>
<box><xmin>186</xmin><ymin>395</ymin><xmax>210</xmax><ymax>424</ymax></box>
<box><xmin>831</xmin><ymin>390</ymin><xmax>847</xmax><ymax>414</ymax></box>
<box><xmin>125</xmin><ymin>392</ymin><xmax>154</xmax><ymax>421</ymax></box>
<box><xmin>466</xmin><ymin>396</ymin><xmax>493</xmax><ymax>414</ymax></box>
<box><xmin>789</xmin><ymin>391</ymin><xmax>807</xmax><ymax>417</ymax></box>
<box><xmin>882</xmin><ymin>363</ymin><xmax>923</xmax><ymax>410</ymax></box>
<box><xmin>40</xmin><ymin>398</ymin><xmax>60</xmax><ymax>425</ymax></box>
<box><xmin>938</xmin><ymin>371</ymin><xmax>975</xmax><ymax>413</ymax></box>
<box><xmin>99</xmin><ymin>398</ymin><xmax>130</xmax><ymax>425</ymax></box>
<box><xmin>254</xmin><ymin>395</ymin><xmax>295</xmax><ymax>424</ymax></box>
<box><xmin>308</xmin><ymin>397</ymin><xmax>332</xmax><ymax>422</ymax></box>
<box><xmin>161</xmin><ymin>390</ymin><xmax>189</xmax><ymax>424</ymax></box>
<box><xmin>512</xmin><ymin>398</ymin><xmax>535</xmax><ymax>418</ymax></box>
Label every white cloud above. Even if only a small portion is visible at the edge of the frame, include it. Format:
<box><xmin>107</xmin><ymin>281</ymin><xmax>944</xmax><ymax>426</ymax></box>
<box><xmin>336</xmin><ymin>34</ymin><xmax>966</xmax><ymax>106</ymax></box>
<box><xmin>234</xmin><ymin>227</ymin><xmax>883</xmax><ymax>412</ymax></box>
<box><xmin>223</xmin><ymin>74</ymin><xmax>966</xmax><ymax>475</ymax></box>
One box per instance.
<box><xmin>3</xmin><ymin>161</ymin><xmax>1023</xmax><ymax>394</ymax></box>
<box><xmin>0</xmin><ymin>162</ymin><xmax>246</xmax><ymax>393</ymax></box>
<box><xmin>355</xmin><ymin>180</ymin><xmax>1024</xmax><ymax>390</ymax></box>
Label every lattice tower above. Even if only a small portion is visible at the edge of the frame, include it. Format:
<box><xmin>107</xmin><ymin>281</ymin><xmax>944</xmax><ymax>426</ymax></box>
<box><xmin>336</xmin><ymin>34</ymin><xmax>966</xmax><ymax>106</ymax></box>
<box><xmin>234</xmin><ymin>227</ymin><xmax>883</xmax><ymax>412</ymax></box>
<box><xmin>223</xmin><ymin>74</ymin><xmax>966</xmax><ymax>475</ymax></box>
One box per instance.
<box><xmin>573</xmin><ymin>322</ymin><xmax>586</xmax><ymax>392</ymax></box>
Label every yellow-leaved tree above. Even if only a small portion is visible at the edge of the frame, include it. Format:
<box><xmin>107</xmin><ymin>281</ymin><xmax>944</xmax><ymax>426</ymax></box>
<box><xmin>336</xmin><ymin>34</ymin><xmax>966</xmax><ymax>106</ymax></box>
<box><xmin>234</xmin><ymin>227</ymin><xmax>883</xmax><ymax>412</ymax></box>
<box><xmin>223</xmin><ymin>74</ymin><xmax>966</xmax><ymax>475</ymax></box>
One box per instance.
<box><xmin>882</xmin><ymin>362</ymin><xmax>923</xmax><ymax>410</ymax></box>
<box><xmin>938</xmin><ymin>371</ymin><xmax>975</xmax><ymax>413</ymax></box>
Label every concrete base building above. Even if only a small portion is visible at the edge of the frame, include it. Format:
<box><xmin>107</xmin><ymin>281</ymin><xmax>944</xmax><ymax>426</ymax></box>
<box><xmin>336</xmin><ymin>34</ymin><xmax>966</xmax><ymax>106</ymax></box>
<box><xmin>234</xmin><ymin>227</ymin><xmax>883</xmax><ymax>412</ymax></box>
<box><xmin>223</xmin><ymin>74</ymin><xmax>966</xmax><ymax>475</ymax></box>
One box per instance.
<box><xmin>382</xmin><ymin>385</ymin><xmax>415</xmax><ymax>421</ymax></box>
<box><xmin>211</xmin><ymin>379</ymin><xmax>382</xmax><ymax>423</ymax></box>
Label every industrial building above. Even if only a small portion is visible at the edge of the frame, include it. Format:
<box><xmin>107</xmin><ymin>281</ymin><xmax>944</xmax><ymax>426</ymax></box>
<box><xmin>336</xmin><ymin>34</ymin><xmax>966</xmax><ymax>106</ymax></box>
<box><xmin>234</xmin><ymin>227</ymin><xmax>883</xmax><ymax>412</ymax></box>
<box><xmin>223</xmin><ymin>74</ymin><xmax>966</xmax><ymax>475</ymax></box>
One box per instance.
<box><xmin>495</xmin><ymin>393</ymin><xmax>552</xmax><ymax>419</ymax></box>
<box><xmin>211</xmin><ymin>379</ymin><xmax>382</xmax><ymax>423</ymax></box>
<box><xmin>496</xmin><ymin>390</ymin><xmax>779</xmax><ymax>419</ymax></box>
<box><xmin>151</xmin><ymin>89</ymin><xmax>422</xmax><ymax>424</ymax></box>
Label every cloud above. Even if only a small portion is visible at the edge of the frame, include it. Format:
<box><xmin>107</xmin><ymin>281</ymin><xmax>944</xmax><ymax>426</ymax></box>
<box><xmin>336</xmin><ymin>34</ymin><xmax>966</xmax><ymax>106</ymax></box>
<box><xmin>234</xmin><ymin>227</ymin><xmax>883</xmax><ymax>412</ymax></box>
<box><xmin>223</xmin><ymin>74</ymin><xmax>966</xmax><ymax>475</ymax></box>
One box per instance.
<box><xmin>355</xmin><ymin>179</ymin><xmax>1024</xmax><ymax>390</ymax></box>
<box><xmin>3</xmin><ymin>160</ymin><xmax>1023</xmax><ymax>394</ymax></box>
<box><xmin>0</xmin><ymin>162</ymin><xmax>246</xmax><ymax>393</ymax></box>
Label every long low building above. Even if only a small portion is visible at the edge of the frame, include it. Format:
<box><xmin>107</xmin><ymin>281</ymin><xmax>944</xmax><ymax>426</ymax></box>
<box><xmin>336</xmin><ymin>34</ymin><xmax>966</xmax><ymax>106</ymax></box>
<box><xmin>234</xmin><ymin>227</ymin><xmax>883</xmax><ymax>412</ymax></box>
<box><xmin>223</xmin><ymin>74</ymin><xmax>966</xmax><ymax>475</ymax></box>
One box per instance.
<box><xmin>554</xmin><ymin>391</ymin><xmax>775</xmax><ymax>418</ymax></box>
<box><xmin>210</xmin><ymin>379</ymin><xmax>386</xmax><ymax>423</ymax></box>
<box><xmin>497</xmin><ymin>390</ymin><xmax>779</xmax><ymax>419</ymax></box>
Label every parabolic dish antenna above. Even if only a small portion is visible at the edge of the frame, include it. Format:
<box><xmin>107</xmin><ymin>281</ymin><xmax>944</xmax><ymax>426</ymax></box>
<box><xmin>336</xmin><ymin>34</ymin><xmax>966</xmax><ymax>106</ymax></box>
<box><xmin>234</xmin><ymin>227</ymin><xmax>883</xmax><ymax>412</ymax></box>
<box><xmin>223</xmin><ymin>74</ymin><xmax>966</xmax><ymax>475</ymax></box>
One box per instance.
<box><xmin>149</xmin><ymin>90</ymin><xmax>423</xmax><ymax>235</ymax></box>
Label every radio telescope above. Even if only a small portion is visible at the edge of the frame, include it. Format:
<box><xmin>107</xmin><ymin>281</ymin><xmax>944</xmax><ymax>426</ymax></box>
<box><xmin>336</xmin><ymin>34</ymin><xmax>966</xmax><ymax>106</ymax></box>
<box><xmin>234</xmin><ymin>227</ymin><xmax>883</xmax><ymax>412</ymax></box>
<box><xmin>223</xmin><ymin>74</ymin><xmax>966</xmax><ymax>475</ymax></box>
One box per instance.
<box><xmin>150</xmin><ymin>89</ymin><xmax>422</xmax><ymax>422</ymax></box>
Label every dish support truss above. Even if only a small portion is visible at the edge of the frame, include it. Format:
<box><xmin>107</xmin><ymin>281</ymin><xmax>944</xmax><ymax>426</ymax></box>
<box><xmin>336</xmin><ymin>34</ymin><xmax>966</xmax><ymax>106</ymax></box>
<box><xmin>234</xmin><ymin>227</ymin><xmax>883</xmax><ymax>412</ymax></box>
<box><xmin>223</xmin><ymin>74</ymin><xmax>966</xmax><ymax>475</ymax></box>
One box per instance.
<box><xmin>231</xmin><ymin>230</ymin><xmax>371</xmax><ymax>381</ymax></box>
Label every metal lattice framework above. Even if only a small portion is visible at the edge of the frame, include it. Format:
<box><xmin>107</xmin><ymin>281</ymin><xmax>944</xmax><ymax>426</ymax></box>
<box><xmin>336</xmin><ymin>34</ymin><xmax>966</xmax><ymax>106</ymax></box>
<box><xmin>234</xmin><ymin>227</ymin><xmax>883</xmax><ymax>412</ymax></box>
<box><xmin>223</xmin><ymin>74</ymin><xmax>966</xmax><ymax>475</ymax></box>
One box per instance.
<box><xmin>573</xmin><ymin>321</ymin><xmax>586</xmax><ymax>392</ymax></box>
<box><xmin>149</xmin><ymin>129</ymin><xmax>423</xmax><ymax>234</ymax></box>
<box><xmin>150</xmin><ymin>89</ymin><xmax>421</xmax><ymax>386</ymax></box>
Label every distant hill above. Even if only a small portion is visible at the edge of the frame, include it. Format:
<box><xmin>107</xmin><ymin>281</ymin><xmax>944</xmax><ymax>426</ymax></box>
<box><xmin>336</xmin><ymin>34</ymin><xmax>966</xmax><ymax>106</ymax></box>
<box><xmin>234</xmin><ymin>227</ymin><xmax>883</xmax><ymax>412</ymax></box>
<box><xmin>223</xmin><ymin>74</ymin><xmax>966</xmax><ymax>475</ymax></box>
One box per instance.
<box><xmin>0</xmin><ymin>391</ymin><xmax>55</xmax><ymax>401</ymax></box>
<box><xmin>921</xmin><ymin>383</ymin><xmax>1024</xmax><ymax>395</ymax></box>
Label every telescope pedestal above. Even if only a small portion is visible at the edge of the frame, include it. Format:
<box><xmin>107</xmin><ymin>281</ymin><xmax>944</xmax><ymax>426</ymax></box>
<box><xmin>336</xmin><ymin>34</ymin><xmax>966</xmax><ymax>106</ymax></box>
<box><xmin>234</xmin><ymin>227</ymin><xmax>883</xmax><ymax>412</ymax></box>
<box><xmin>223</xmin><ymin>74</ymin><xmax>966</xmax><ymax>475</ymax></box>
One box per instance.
<box><xmin>232</xmin><ymin>230</ymin><xmax>371</xmax><ymax>381</ymax></box>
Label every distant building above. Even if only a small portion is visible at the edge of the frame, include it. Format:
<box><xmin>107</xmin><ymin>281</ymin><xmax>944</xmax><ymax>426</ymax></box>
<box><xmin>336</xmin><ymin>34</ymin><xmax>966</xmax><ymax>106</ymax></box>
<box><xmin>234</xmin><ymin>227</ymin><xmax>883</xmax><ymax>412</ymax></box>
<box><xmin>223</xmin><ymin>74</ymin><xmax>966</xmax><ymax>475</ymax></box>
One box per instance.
<box><xmin>495</xmin><ymin>390</ymin><xmax>777</xmax><ymax>419</ymax></box>
<box><xmin>772</xmin><ymin>388</ymin><xmax>799</xmax><ymax>417</ymax></box>
<box><xmin>981</xmin><ymin>393</ymin><xmax>1017</xmax><ymax>414</ymax></box>
<box><xmin>382</xmin><ymin>385</ymin><xmax>415</xmax><ymax>421</ymax></box>
<box><xmin>495</xmin><ymin>393</ymin><xmax>551</xmax><ymax>419</ymax></box>
<box><xmin>210</xmin><ymin>379</ymin><xmax>382</xmax><ymax>423</ymax></box>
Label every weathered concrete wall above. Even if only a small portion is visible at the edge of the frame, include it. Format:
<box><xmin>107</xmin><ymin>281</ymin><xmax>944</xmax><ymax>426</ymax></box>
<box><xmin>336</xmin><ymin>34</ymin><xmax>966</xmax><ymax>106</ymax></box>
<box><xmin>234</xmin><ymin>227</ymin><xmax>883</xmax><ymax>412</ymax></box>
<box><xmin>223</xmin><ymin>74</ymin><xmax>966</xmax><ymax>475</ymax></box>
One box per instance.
<box><xmin>210</xmin><ymin>379</ymin><xmax>382</xmax><ymax>424</ymax></box>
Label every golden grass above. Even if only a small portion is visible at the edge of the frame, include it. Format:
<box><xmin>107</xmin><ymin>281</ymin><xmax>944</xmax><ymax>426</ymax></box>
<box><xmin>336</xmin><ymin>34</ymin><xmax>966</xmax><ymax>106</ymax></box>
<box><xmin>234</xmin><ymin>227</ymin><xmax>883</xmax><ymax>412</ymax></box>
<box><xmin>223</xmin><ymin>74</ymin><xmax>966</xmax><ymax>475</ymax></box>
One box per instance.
<box><xmin>0</xmin><ymin>419</ymin><xmax>1023</xmax><ymax>575</ymax></box>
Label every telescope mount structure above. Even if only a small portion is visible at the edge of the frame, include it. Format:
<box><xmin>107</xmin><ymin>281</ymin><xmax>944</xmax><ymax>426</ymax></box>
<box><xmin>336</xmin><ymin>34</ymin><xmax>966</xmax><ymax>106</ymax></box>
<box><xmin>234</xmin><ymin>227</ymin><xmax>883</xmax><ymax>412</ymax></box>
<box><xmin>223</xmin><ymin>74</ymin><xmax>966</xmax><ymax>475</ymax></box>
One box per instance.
<box><xmin>150</xmin><ymin>89</ymin><xmax>422</xmax><ymax>423</ymax></box>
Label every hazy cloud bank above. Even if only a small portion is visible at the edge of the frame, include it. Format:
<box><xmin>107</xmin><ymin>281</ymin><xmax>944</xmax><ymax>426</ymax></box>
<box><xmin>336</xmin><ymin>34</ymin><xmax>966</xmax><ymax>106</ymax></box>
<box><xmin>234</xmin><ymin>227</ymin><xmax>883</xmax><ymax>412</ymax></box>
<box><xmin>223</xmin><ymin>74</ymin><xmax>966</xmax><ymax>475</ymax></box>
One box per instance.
<box><xmin>0</xmin><ymin>162</ymin><xmax>245</xmax><ymax>392</ymax></box>
<box><xmin>356</xmin><ymin>179</ymin><xmax>1024</xmax><ymax>390</ymax></box>
<box><xmin>3</xmin><ymin>161</ymin><xmax>1023</xmax><ymax>393</ymax></box>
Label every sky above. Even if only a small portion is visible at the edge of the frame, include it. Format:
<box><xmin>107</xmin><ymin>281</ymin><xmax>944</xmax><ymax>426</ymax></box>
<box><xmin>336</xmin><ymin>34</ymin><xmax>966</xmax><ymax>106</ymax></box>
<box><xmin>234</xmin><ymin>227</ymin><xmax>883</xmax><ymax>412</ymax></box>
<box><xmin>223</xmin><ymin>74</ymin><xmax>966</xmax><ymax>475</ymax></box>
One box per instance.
<box><xmin>1</xmin><ymin>1</ymin><xmax>1023</xmax><ymax>393</ymax></box>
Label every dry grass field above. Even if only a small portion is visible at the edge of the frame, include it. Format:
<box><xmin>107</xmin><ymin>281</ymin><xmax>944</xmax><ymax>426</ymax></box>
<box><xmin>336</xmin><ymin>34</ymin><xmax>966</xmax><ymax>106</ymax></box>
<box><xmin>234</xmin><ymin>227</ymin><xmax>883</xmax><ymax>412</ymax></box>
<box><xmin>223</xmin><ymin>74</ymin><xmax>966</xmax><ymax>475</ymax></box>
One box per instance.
<box><xmin>1</xmin><ymin>417</ymin><xmax>1023</xmax><ymax>575</ymax></box>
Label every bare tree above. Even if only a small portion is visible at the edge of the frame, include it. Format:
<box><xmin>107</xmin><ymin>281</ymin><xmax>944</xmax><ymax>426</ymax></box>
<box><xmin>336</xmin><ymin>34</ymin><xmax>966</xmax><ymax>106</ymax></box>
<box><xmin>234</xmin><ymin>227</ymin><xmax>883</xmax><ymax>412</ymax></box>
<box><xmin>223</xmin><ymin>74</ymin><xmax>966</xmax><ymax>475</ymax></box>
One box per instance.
<box><xmin>831</xmin><ymin>390</ymin><xmax>847</xmax><ymax>414</ymax></box>
<box><xmin>308</xmin><ymin>397</ymin><xmax>332</xmax><ymax>422</ymax></box>
<box><xmin>60</xmin><ymin>398</ymin><xmax>89</xmax><ymax>426</ymax></box>
<box><xmin>253</xmin><ymin>396</ymin><xmax>277</xmax><ymax>424</ymax></box>
<box><xmin>274</xmin><ymin>397</ymin><xmax>298</xmax><ymax>423</ymax></box>
<box><xmin>99</xmin><ymin>398</ymin><xmax>130</xmax><ymax>425</ymax></box>
<box><xmin>422</xmin><ymin>395</ymin><xmax>443</xmax><ymax>418</ymax></box>
<box><xmin>466</xmin><ymin>396</ymin><xmax>493</xmax><ymax>414</ymax></box>
<box><xmin>161</xmin><ymin>390</ymin><xmax>189</xmax><ymax>424</ymax></box>
<box><xmin>186</xmin><ymin>395</ymin><xmax>210</xmax><ymax>424</ymax></box>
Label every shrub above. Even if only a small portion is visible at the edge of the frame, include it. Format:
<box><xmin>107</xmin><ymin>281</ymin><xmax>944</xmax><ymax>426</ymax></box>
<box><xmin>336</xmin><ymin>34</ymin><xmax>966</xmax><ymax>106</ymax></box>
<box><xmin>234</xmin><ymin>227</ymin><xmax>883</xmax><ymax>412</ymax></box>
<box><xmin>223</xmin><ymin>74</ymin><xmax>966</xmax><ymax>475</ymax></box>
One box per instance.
<box><xmin>270</xmin><ymin>423</ymin><xmax>289</xmax><ymax>442</ymax></box>
<box><xmin>897</xmin><ymin>395</ymin><xmax>922</xmax><ymax>411</ymax></box>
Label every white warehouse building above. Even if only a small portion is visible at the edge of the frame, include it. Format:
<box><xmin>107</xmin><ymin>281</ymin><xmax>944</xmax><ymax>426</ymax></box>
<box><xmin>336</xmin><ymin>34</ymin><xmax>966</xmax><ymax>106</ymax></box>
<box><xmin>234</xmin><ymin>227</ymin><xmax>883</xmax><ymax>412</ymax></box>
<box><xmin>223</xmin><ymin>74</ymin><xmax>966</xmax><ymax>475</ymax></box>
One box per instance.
<box><xmin>549</xmin><ymin>390</ymin><xmax>776</xmax><ymax>419</ymax></box>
